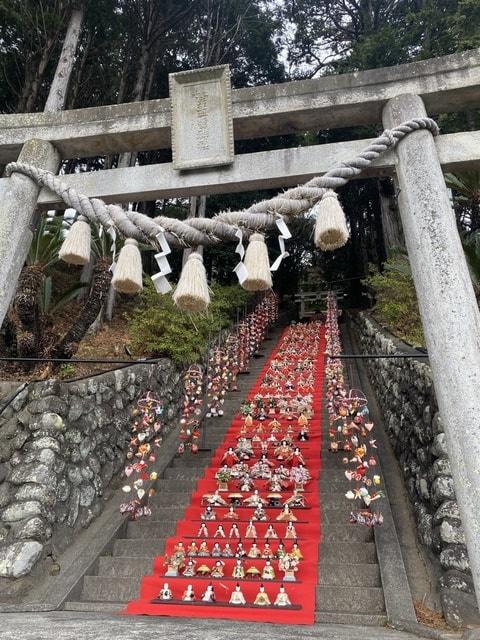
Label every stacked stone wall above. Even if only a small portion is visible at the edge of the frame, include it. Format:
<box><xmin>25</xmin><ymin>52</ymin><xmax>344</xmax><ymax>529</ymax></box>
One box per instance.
<box><xmin>353</xmin><ymin>312</ymin><xmax>478</xmax><ymax>627</ymax></box>
<box><xmin>0</xmin><ymin>360</ymin><xmax>182</xmax><ymax>579</ymax></box>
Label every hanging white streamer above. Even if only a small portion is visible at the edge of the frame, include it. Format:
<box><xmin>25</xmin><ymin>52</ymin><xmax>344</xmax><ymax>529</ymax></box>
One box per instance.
<box><xmin>151</xmin><ymin>229</ymin><xmax>173</xmax><ymax>294</ymax></box>
<box><xmin>270</xmin><ymin>215</ymin><xmax>291</xmax><ymax>271</ymax></box>
<box><xmin>233</xmin><ymin>228</ymin><xmax>248</xmax><ymax>285</ymax></box>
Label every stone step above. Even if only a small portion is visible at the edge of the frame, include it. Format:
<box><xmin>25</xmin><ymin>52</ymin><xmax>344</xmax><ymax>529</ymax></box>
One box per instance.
<box><xmin>320</xmin><ymin>542</ymin><xmax>377</xmax><ymax>564</ymax></box>
<box><xmin>148</xmin><ymin>493</ymin><xmax>191</xmax><ymax>507</ymax></box>
<box><xmin>314</xmin><ymin>611</ymin><xmax>387</xmax><ymax>626</ymax></box>
<box><xmin>78</xmin><ymin>579</ymin><xmax>385</xmax><ymax>611</ymax></box>
<box><xmin>63</xmin><ymin>601</ymin><xmax>124</xmax><ymax>613</ymax></box>
<box><xmin>126</xmin><ymin>517</ymin><xmax>179</xmax><ymax>538</ymax></box>
<box><xmin>82</xmin><ymin>575</ymin><xmax>141</xmax><ymax>602</ymax></box>
<box><xmin>113</xmin><ymin>537</ymin><xmax>167</xmax><ymax>557</ymax></box>
<box><xmin>321</xmin><ymin>524</ymin><xmax>373</xmax><ymax>543</ymax></box>
<box><xmin>98</xmin><ymin>556</ymin><xmax>153</xmax><ymax>577</ymax></box>
<box><xmin>172</xmin><ymin>458</ymin><xmax>212</xmax><ymax>468</ymax></box>
<box><xmin>165</xmin><ymin>468</ymin><xmax>205</xmax><ymax>480</ymax></box>
<box><xmin>156</xmin><ymin>479</ymin><xmax>198</xmax><ymax>492</ymax></box>
<box><xmin>315</xmin><ymin>585</ymin><xmax>385</xmax><ymax>613</ymax></box>
<box><xmin>318</xmin><ymin>562</ymin><xmax>381</xmax><ymax>587</ymax></box>
<box><xmin>318</xmin><ymin>495</ymin><xmax>356</xmax><ymax>508</ymax></box>
<box><xmin>321</xmin><ymin>510</ymin><xmax>353</xmax><ymax>525</ymax></box>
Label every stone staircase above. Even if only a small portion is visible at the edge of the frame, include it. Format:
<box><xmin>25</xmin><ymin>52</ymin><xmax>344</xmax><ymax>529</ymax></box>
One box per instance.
<box><xmin>63</xmin><ymin>327</ymin><xmax>388</xmax><ymax>625</ymax></box>
<box><xmin>63</xmin><ymin>329</ymin><xmax>282</xmax><ymax>612</ymax></box>
<box><xmin>317</xmin><ymin>436</ymin><xmax>386</xmax><ymax>625</ymax></box>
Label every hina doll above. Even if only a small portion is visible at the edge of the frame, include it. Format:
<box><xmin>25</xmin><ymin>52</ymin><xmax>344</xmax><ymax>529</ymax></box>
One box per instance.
<box><xmin>260</xmin><ymin>441</ymin><xmax>269</xmax><ymax>456</ymax></box>
<box><xmin>173</xmin><ymin>541</ymin><xmax>186</xmax><ymax>555</ymax></box>
<box><xmin>198</xmin><ymin>541</ymin><xmax>210</xmax><ymax>557</ymax></box>
<box><xmin>243</xmin><ymin>489</ymin><xmax>267</xmax><ymax>507</ymax></box>
<box><xmin>274</xmin><ymin>440</ymin><xmax>292</xmax><ymax>461</ymax></box>
<box><xmin>197</xmin><ymin>523</ymin><xmax>209</xmax><ymax>537</ymax></box>
<box><xmin>182</xmin><ymin>585</ymin><xmax>195</xmax><ymax>601</ymax></box>
<box><xmin>235</xmin><ymin>541</ymin><xmax>246</xmax><ymax>558</ymax></box>
<box><xmin>268</xmin><ymin>398</ymin><xmax>277</xmax><ymax>416</ymax></box>
<box><xmin>236</xmin><ymin>437</ymin><xmax>254</xmax><ymax>460</ymax></box>
<box><xmin>211</xmin><ymin>560</ymin><xmax>225</xmax><ymax>578</ymax></box>
<box><xmin>268</xmin><ymin>473</ymin><xmax>283</xmax><ymax>493</ymax></box>
<box><xmin>232</xmin><ymin>559</ymin><xmax>245</xmax><ymax>579</ymax></box>
<box><xmin>265</xmin><ymin>524</ymin><xmax>278</xmax><ymax>539</ymax></box>
<box><xmin>222</xmin><ymin>447</ymin><xmax>239</xmax><ymax>467</ymax></box>
<box><xmin>276</xmin><ymin>541</ymin><xmax>286</xmax><ymax>559</ymax></box>
<box><xmin>262</xmin><ymin>559</ymin><xmax>276</xmax><ymax>580</ymax></box>
<box><xmin>276</xmin><ymin>504</ymin><xmax>297</xmax><ymax>522</ymax></box>
<box><xmin>228</xmin><ymin>523</ymin><xmax>240</xmax><ymax>538</ymax></box>
<box><xmin>243</xmin><ymin>413</ymin><xmax>253</xmax><ymax>430</ymax></box>
<box><xmin>284</xmin><ymin>490</ymin><xmax>306</xmax><ymax>508</ymax></box>
<box><xmin>211</xmin><ymin>542</ymin><xmax>223</xmax><ymax>557</ymax></box>
<box><xmin>245</xmin><ymin>520</ymin><xmax>257</xmax><ymax>538</ymax></box>
<box><xmin>285</xmin><ymin>521</ymin><xmax>297</xmax><ymax>539</ymax></box>
<box><xmin>201</xmin><ymin>506</ymin><xmax>216</xmax><ymax>521</ymax></box>
<box><xmin>158</xmin><ymin>583</ymin><xmax>173</xmax><ymax>600</ymax></box>
<box><xmin>277</xmin><ymin>465</ymin><xmax>292</xmax><ymax>488</ymax></box>
<box><xmin>253</xmin><ymin>505</ymin><xmax>268</xmax><ymax>521</ymax></box>
<box><xmin>247</xmin><ymin>541</ymin><xmax>261</xmax><ymax>558</ymax></box>
<box><xmin>203</xmin><ymin>490</ymin><xmax>228</xmax><ymax>507</ymax></box>
<box><xmin>182</xmin><ymin>559</ymin><xmax>196</xmax><ymax>577</ymax></box>
<box><xmin>224</xmin><ymin>506</ymin><xmax>239</xmax><ymax>520</ymax></box>
<box><xmin>222</xmin><ymin>542</ymin><xmax>234</xmax><ymax>557</ymax></box>
<box><xmin>274</xmin><ymin>585</ymin><xmax>292</xmax><ymax>607</ymax></box>
<box><xmin>261</xmin><ymin>541</ymin><xmax>273</xmax><ymax>559</ymax></box>
<box><xmin>214</xmin><ymin>525</ymin><xmax>226</xmax><ymax>538</ymax></box>
<box><xmin>187</xmin><ymin>541</ymin><xmax>199</xmax><ymax>557</ymax></box>
<box><xmin>239</xmin><ymin>475</ymin><xmax>254</xmax><ymax>492</ymax></box>
<box><xmin>298</xmin><ymin>425</ymin><xmax>309</xmax><ymax>442</ymax></box>
<box><xmin>201</xmin><ymin>584</ymin><xmax>216</xmax><ymax>602</ymax></box>
<box><xmin>268</xmin><ymin>417</ymin><xmax>281</xmax><ymax>433</ymax></box>
<box><xmin>287</xmin><ymin>447</ymin><xmax>305</xmax><ymax>467</ymax></box>
<box><xmin>291</xmin><ymin>541</ymin><xmax>303</xmax><ymax>561</ymax></box>
<box><xmin>254</xmin><ymin>584</ymin><xmax>271</xmax><ymax>606</ymax></box>
<box><xmin>229</xmin><ymin>583</ymin><xmax>247</xmax><ymax>605</ymax></box>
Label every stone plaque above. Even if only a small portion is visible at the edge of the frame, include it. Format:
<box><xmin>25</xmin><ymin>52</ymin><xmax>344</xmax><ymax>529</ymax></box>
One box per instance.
<box><xmin>169</xmin><ymin>65</ymin><xmax>234</xmax><ymax>170</ymax></box>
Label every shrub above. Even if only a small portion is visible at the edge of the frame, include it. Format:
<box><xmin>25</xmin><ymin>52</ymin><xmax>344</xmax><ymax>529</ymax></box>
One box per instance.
<box><xmin>127</xmin><ymin>282</ymin><xmax>251</xmax><ymax>364</ymax></box>
<box><xmin>364</xmin><ymin>255</ymin><xmax>425</xmax><ymax>347</ymax></box>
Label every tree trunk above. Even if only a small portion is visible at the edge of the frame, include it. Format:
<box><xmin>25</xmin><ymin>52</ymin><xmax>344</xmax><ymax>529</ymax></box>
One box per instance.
<box><xmin>44</xmin><ymin>7</ymin><xmax>85</xmax><ymax>112</ymax></box>
<box><xmin>52</xmin><ymin>259</ymin><xmax>112</xmax><ymax>359</ymax></box>
<box><xmin>13</xmin><ymin>264</ymin><xmax>44</xmax><ymax>357</ymax></box>
<box><xmin>378</xmin><ymin>178</ymin><xmax>405</xmax><ymax>251</ymax></box>
<box><xmin>24</xmin><ymin>36</ymin><xmax>57</xmax><ymax>112</ymax></box>
<box><xmin>67</xmin><ymin>28</ymin><xmax>92</xmax><ymax>109</ymax></box>
<box><xmin>105</xmin><ymin>282</ymin><xmax>116</xmax><ymax>322</ymax></box>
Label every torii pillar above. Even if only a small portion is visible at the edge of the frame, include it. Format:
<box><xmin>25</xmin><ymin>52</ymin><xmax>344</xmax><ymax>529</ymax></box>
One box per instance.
<box><xmin>383</xmin><ymin>94</ymin><xmax>480</xmax><ymax>606</ymax></box>
<box><xmin>0</xmin><ymin>139</ymin><xmax>60</xmax><ymax>327</ymax></box>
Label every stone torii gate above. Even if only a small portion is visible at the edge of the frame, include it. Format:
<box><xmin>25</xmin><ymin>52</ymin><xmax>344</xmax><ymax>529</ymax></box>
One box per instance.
<box><xmin>1</xmin><ymin>49</ymin><xmax>480</xmax><ymax>605</ymax></box>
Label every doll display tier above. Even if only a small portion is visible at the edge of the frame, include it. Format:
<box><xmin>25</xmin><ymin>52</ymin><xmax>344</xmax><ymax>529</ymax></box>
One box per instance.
<box><xmin>125</xmin><ymin>322</ymin><xmax>325</xmax><ymax>624</ymax></box>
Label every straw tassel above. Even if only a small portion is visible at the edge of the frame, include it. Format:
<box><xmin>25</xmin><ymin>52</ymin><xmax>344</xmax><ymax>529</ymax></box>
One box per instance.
<box><xmin>173</xmin><ymin>251</ymin><xmax>210</xmax><ymax>313</ymax></box>
<box><xmin>59</xmin><ymin>215</ymin><xmax>91</xmax><ymax>265</ymax></box>
<box><xmin>241</xmin><ymin>233</ymin><xmax>272</xmax><ymax>292</ymax></box>
<box><xmin>313</xmin><ymin>190</ymin><xmax>349</xmax><ymax>251</ymax></box>
<box><xmin>112</xmin><ymin>238</ymin><xmax>143</xmax><ymax>294</ymax></box>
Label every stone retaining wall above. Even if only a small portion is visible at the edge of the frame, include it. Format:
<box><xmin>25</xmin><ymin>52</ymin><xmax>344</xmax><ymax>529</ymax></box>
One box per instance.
<box><xmin>0</xmin><ymin>360</ymin><xmax>182</xmax><ymax>581</ymax></box>
<box><xmin>353</xmin><ymin>312</ymin><xmax>479</xmax><ymax>627</ymax></box>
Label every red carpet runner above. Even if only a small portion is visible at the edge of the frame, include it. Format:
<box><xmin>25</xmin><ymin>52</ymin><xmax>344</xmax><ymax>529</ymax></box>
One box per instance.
<box><xmin>125</xmin><ymin>322</ymin><xmax>326</xmax><ymax>624</ymax></box>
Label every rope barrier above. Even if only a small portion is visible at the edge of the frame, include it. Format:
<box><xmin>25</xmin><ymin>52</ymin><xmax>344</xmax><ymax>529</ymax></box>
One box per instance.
<box><xmin>3</xmin><ymin>117</ymin><xmax>438</xmax><ymax>309</ymax></box>
<box><xmin>5</xmin><ymin>118</ymin><xmax>438</xmax><ymax>251</ymax></box>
